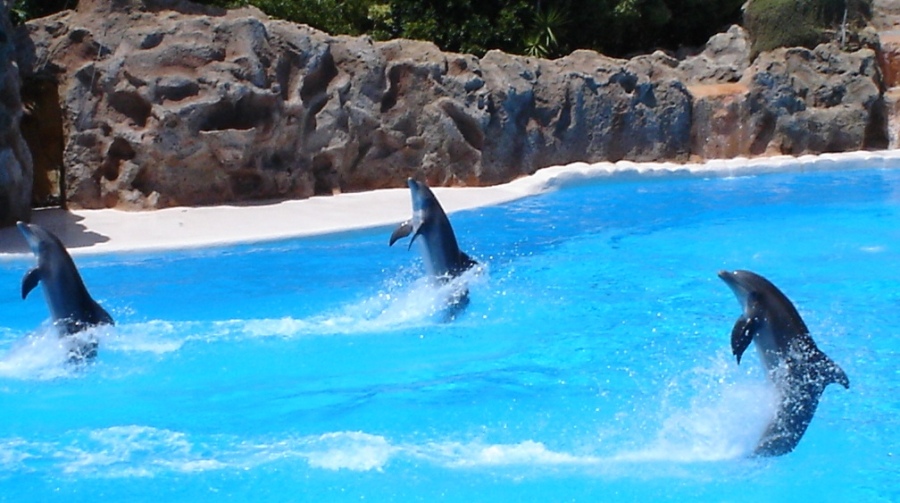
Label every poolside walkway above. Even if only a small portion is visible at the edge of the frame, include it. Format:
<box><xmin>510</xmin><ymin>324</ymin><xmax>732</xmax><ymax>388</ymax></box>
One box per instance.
<box><xmin>1</xmin><ymin>150</ymin><xmax>898</xmax><ymax>256</ymax></box>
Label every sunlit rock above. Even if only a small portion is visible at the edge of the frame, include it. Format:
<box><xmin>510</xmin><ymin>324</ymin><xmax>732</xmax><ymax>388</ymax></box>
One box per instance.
<box><xmin>10</xmin><ymin>0</ymin><xmax>893</xmax><ymax>210</ymax></box>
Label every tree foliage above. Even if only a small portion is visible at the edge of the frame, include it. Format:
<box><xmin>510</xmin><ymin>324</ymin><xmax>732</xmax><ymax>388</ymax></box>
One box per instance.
<box><xmin>10</xmin><ymin>0</ymin><xmax>75</xmax><ymax>24</ymax></box>
<box><xmin>12</xmin><ymin>0</ymin><xmax>747</xmax><ymax>58</ymax></box>
<box><xmin>744</xmin><ymin>0</ymin><xmax>873</xmax><ymax>58</ymax></box>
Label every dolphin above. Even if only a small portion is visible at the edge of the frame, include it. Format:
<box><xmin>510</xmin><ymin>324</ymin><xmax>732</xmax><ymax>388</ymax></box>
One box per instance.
<box><xmin>17</xmin><ymin>221</ymin><xmax>113</xmax><ymax>361</ymax></box>
<box><xmin>390</xmin><ymin>178</ymin><xmax>478</xmax><ymax>317</ymax></box>
<box><xmin>718</xmin><ymin>269</ymin><xmax>849</xmax><ymax>457</ymax></box>
<box><xmin>390</xmin><ymin>178</ymin><xmax>478</xmax><ymax>279</ymax></box>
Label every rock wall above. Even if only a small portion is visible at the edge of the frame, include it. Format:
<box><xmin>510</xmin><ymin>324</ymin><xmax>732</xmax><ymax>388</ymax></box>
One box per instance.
<box><xmin>0</xmin><ymin>2</ymin><xmax>32</xmax><ymax>224</ymax></box>
<box><xmin>873</xmin><ymin>0</ymin><xmax>900</xmax><ymax>148</ymax></box>
<box><xmin>11</xmin><ymin>0</ymin><xmax>892</xmax><ymax>210</ymax></box>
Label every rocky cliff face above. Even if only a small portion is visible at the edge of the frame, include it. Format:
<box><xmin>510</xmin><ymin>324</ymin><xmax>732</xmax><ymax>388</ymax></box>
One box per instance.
<box><xmin>11</xmin><ymin>0</ymin><xmax>893</xmax><ymax>210</ymax></box>
<box><xmin>0</xmin><ymin>2</ymin><xmax>32</xmax><ymax>224</ymax></box>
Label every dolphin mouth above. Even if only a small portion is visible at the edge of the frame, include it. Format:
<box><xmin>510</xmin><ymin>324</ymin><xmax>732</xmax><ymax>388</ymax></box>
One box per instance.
<box><xmin>16</xmin><ymin>221</ymin><xmax>41</xmax><ymax>255</ymax></box>
<box><xmin>718</xmin><ymin>270</ymin><xmax>750</xmax><ymax>304</ymax></box>
<box><xmin>717</xmin><ymin>269</ymin><xmax>735</xmax><ymax>284</ymax></box>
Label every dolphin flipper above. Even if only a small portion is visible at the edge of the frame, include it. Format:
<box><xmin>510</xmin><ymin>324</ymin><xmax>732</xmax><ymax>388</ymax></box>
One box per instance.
<box><xmin>21</xmin><ymin>267</ymin><xmax>40</xmax><ymax>299</ymax></box>
<box><xmin>389</xmin><ymin>221</ymin><xmax>413</xmax><ymax>247</ymax></box>
<box><xmin>408</xmin><ymin>224</ymin><xmax>425</xmax><ymax>250</ymax></box>
<box><xmin>731</xmin><ymin>314</ymin><xmax>760</xmax><ymax>364</ymax></box>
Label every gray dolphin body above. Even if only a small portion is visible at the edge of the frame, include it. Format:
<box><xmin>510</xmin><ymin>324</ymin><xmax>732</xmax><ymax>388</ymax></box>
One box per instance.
<box><xmin>17</xmin><ymin>222</ymin><xmax>113</xmax><ymax>361</ymax></box>
<box><xmin>719</xmin><ymin>269</ymin><xmax>849</xmax><ymax>457</ymax></box>
<box><xmin>390</xmin><ymin>178</ymin><xmax>478</xmax><ymax>279</ymax></box>
<box><xmin>390</xmin><ymin>179</ymin><xmax>478</xmax><ymax>316</ymax></box>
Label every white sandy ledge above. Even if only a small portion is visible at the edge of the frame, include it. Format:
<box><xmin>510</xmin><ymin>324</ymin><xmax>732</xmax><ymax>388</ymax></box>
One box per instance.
<box><xmin>2</xmin><ymin>150</ymin><xmax>900</xmax><ymax>257</ymax></box>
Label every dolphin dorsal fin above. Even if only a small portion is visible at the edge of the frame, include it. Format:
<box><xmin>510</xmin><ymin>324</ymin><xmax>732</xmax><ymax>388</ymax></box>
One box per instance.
<box><xmin>21</xmin><ymin>267</ymin><xmax>41</xmax><ymax>299</ymax></box>
<box><xmin>389</xmin><ymin>220</ymin><xmax>413</xmax><ymax>247</ymax></box>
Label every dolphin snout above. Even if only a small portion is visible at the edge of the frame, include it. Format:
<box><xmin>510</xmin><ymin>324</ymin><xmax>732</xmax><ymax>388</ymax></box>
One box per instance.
<box><xmin>717</xmin><ymin>270</ymin><xmax>750</xmax><ymax>305</ymax></box>
<box><xmin>16</xmin><ymin>221</ymin><xmax>41</xmax><ymax>254</ymax></box>
<box><xmin>718</xmin><ymin>270</ymin><xmax>738</xmax><ymax>287</ymax></box>
<box><xmin>407</xmin><ymin>178</ymin><xmax>424</xmax><ymax>196</ymax></box>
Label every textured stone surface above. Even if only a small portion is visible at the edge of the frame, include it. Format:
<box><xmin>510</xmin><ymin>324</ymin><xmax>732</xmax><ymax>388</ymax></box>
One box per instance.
<box><xmin>0</xmin><ymin>2</ymin><xmax>32</xmax><ymax>224</ymax></box>
<box><xmin>11</xmin><ymin>0</ymin><xmax>892</xmax><ymax>210</ymax></box>
<box><xmin>745</xmin><ymin>44</ymin><xmax>886</xmax><ymax>155</ymax></box>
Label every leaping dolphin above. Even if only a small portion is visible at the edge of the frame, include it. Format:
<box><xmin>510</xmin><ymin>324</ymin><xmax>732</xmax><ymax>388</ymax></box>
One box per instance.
<box><xmin>390</xmin><ymin>178</ymin><xmax>478</xmax><ymax>279</ymax></box>
<box><xmin>718</xmin><ymin>269</ymin><xmax>849</xmax><ymax>456</ymax></box>
<box><xmin>17</xmin><ymin>222</ymin><xmax>113</xmax><ymax>361</ymax></box>
<box><xmin>390</xmin><ymin>178</ymin><xmax>478</xmax><ymax>317</ymax></box>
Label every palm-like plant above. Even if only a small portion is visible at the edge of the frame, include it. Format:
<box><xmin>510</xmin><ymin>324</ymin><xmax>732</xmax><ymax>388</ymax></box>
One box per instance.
<box><xmin>523</xmin><ymin>4</ymin><xmax>569</xmax><ymax>58</ymax></box>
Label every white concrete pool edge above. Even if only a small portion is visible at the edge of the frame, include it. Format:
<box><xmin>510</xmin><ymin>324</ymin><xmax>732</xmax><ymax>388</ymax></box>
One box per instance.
<box><xmin>2</xmin><ymin>149</ymin><xmax>899</xmax><ymax>256</ymax></box>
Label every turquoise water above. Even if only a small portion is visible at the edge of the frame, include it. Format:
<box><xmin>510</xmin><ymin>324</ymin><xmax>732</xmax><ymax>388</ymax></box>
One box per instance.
<box><xmin>0</xmin><ymin>165</ymin><xmax>898</xmax><ymax>501</ymax></box>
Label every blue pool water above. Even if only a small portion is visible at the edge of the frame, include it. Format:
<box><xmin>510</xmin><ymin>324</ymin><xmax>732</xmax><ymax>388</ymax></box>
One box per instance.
<box><xmin>0</xmin><ymin>164</ymin><xmax>898</xmax><ymax>501</ymax></box>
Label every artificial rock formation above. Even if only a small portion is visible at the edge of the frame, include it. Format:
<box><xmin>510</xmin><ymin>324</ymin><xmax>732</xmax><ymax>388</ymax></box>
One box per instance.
<box><xmin>0</xmin><ymin>2</ymin><xmax>32</xmax><ymax>224</ymax></box>
<box><xmin>12</xmin><ymin>0</ymin><xmax>892</xmax><ymax>210</ymax></box>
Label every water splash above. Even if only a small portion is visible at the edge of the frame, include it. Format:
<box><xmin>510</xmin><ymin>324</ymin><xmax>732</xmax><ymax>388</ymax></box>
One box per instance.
<box><xmin>105</xmin><ymin>320</ymin><xmax>188</xmax><ymax>354</ymax></box>
<box><xmin>613</xmin><ymin>353</ymin><xmax>776</xmax><ymax>462</ymax></box>
<box><xmin>415</xmin><ymin>439</ymin><xmax>600</xmax><ymax>468</ymax></box>
<box><xmin>85</xmin><ymin>266</ymin><xmax>490</xmax><ymax>356</ymax></box>
<box><xmin>0</xmin><ymin>324</ymin><xmax>115</xmax><ymax>380</ymax></box>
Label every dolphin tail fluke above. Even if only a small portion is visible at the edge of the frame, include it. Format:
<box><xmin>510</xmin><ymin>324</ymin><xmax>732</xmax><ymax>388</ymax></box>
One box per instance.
<box><xmin>389</xmin><ymin>220</ymin><xmax>413</xmax><ymax>247</ymax></box>
<box><xmin>21</xmin><ymin>267</ymin><xmax>40</xmax><ymax>299</ymax></box>
<box><xmin>815</xmin><ymin>352</ymin><xmax>850</xmax><ymax>389</ymax></box>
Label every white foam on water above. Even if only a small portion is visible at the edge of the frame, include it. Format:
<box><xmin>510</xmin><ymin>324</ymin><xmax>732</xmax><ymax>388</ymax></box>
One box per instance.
<box><xmin>413</xmin><ymin>439</ymin><xmax>601</xmax><ymax>468</ymax></box>
<box><xmin>27</xmin><ymin>427</ymin><xmax>602</xmax><ymax>477</ymax></box>
<box><xmin>301</xmin><ymin>431</ymin><xmax>398</xmax><ymax>471</ymax></box>
<box><xmin>3</xmin><ymin>408</ymin><xmax>781</xmax><ymax>480</ymax></box>
<box><xmin>57</xmin><ymin>425</ymin><xmax>226</xmax><ymax>478</ymax></box>
<box><xmin>0</xmin><ymin>438</ymin><xmax>36</xmax><ymax>470</ymax></box>
<box><xmin>340</xmin><ymin>266</ymin><xmax>487</xmax><ymax>328</ymax></box>
<box><xmin>611</xmin><ymin>353</ymin><xmax>776</xmax><ymax>463</ymax></box>
<box><xmin>104</xmin><ymin>320</ymin><xmax>187</xmax><ymax>354</ymax></box>
<box><xmin>222</xmin><ymin>266</ymin><xmax>488</xmax><ymax>339</ymax></box>
<box><xmin>0</xmin><ymin>324</ymin><xmax>116</xmax><ymax>380</ymax></box>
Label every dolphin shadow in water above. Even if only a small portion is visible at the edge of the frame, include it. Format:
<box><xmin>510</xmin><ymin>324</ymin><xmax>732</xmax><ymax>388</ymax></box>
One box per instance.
<box><xmin>390</xmin><ymin>178</ymin><xmax>479</xmax><ymax>320</ymax></box>
<box><xmin>17</xmin><ymin>222</ymin><xmax>114</xmax><ymax>362</ymax></box>
<box><xmin>719</xmin><ymin>269</ymin><xmax>849</xmax><ymax>457</ymax></box>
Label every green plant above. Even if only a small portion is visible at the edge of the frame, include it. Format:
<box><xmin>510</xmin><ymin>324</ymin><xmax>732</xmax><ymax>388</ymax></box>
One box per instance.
<box><xmin>744</xmin><ymin>0</ymin><xmax>873</xmax><ymax>57</ymax></box>
<box><xmin>9</xmin><ymin>0</ymin><xmax>75</xmax><ymax>25</ymax></box>
<box><xmin>523</xmin><ymin>5</ymin><xmax>569</xmax><ymax>58</ymax></box>
<box><xmin>12</xmin><ymin>0</ymin><xmax>748</xmax><ymax>59</ymax></box>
